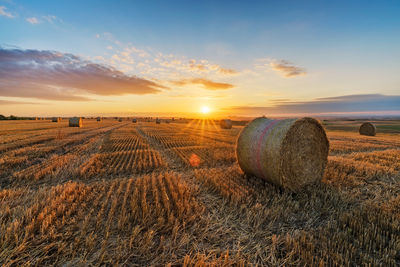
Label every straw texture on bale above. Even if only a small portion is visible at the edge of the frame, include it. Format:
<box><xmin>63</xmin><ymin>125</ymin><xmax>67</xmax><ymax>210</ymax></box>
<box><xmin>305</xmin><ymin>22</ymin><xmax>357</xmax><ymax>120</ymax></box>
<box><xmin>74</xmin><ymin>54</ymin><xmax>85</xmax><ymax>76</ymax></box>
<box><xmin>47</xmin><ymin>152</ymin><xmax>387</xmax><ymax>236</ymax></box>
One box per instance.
<box><xmin>52</xmin><ymin>117</ymin><xmax>61</xmax><ymax>122</ymax></box>
<box><xmin>69</xmin><ymin>117</ymin><xmax>82</xmax><ymax>127</ymax></box>
<box><xmin>236</xmin><ymin>117</ymin><xmax>329</xmax><ymax>191</ymax></box>
<box><xmin>359</xmin><ymin>122</ymin><xmax>376</xmax><ymax>136</ymax></box>
<box><xmin>220</xmin><ymin>119</ymin><xmax>232</xmax><ymax>129</ymax></box>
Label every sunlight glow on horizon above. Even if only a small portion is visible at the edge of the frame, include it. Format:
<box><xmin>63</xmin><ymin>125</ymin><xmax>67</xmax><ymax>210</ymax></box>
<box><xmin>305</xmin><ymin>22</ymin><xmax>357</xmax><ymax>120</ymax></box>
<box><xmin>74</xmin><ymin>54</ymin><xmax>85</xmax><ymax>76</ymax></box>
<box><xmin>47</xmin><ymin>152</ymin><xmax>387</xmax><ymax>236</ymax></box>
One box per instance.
<box><xmin>201</xmin><ymin>106</ymin><xmax>210</xmax><ymax>114</ymax></box>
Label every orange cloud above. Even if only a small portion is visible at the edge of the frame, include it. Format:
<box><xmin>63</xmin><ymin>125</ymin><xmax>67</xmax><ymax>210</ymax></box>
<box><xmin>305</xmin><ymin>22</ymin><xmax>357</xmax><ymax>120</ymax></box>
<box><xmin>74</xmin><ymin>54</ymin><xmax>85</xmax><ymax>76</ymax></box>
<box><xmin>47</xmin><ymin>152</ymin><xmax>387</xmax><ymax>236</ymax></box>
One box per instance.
<box><xmin>172</xmin><ymin>78</ymin><xmax>234</xmax><ymax>90</ymax></box>
<box><xmin>0</xmin><ymin>100</ymin><xmax>39</xmax><ymax>105</ymax></box>
<box><xmin>0</xmin><ymin>48</ymin><xmax>166</xmax><ymax>101</ymax></box>
<box><xmin>187</xmin><ymin>59</ymin><xmax>238</xmax><ymax>75</ymax></box>
<box><xmin>270</xmin><ymin>60</ymin><xmax>306</xmax><ymax>77</ymax></box>
<box><xmin>218</xmin><ymin>67</ymin><xmax>238</xmax><ymax>75</ymax></box>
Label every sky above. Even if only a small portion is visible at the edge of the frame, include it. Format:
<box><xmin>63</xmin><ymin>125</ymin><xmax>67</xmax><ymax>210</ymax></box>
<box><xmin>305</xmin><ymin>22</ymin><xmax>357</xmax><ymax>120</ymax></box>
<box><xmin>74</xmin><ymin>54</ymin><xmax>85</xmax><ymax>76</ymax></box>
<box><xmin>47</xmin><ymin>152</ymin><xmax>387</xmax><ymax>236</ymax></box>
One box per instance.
<box><xmin>0</xmin><ymin>0</ymin><xmax>399</xmax><ymax>117</ymax></box>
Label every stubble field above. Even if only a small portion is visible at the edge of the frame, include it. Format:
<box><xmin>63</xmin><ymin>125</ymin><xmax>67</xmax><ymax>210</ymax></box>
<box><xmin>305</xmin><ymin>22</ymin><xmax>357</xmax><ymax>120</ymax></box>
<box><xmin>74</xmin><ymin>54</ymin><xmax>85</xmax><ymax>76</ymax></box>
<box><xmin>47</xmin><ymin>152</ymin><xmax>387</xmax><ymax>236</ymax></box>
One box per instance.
<box><xmin>0</xmin><ymin>119</ymin><xmax>399</xmax><ymax>266</ymax></box>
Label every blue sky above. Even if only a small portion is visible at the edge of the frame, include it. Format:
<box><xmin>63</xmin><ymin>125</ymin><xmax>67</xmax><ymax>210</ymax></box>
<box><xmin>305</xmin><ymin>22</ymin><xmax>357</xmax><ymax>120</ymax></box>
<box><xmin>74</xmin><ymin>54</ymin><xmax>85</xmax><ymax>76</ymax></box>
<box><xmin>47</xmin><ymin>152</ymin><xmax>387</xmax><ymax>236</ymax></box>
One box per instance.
<box><xmin>0</xmin><ymin>0</ymin><xmax>399</xmax><ymax>116</ymax></box>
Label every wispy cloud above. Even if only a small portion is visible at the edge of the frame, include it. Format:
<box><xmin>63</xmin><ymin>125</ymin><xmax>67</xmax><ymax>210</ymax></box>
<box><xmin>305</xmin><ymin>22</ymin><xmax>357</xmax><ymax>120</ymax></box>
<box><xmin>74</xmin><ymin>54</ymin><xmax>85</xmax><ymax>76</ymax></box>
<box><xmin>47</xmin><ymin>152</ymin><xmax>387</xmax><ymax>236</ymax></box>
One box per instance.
<box><xmin>0</xmin><ymin>48</ymin><xmax>166</xmax><ymax>101</ymax></box>
<box><xmin>186</xmin><ymin>59</ymin><xmax>238</xmax><ymax>75</ymax></box>
<box><xmin>0</xmin><ymin>100</ymin><xmax>38</xmax><ymax>105</ymax></box>
<box><xmin>218</xmin><ymin>67</ymin><xmax>238</xmax><ymax>75</ymax></box>
<box><xmin>0</xmin><ymin>6</ymin><xmax>15</xmax><ymax>18</ymax></box>
<box><xmin>227</xmin><ymin>94</ymin><xmax>400</xmax><ymax>115</ymax></box>
<box><xmin>270</xmin><ymin>60</ymin><xmax>306</xmax><ymax>77</ymax></box>
<box><xmin>41</xmin><ymin>15</ymin><xmax>62</xmax><ymax>24</ymax></box>
<box><xmin>99</xmin><ymin>37</ymin><xmax>238</xmax><ymax>79</ymax></box>
<box><xmin>172</xmin><ymin>78</ymin><xmax>234</xmax><ymax>90</ymax></box>
<box><xmin>26</xmin><ymin>17</ymin><xmax>40</xmax><ymax>24</ymax></box>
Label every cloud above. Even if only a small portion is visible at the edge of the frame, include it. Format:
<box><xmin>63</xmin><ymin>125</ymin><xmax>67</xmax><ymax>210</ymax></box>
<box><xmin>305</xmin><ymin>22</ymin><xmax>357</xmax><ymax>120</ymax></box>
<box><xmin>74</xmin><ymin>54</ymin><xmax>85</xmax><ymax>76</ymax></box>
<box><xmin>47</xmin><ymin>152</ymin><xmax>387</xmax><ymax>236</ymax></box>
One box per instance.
<box><xmin>93</xmin><ymin>36</ymin><xmax>237</xmax><ymax>79</ymax></box>
<box><xmin>186</xmin><ymin>59</ymin><xmax>238</xmax><ymax>75</ymax></box>
<box><xmin>0</xmin><ymin>100</ymin><xmax>38</xmax><ymax>105</ymax></box>
<box><xmin>227</xmin><ymin>94</ymin><xmax>400</xmax><ymax>115</ymax></box>
<box><xmin>218</xmin><ymin>67</ymin><xmax>238</xmax><ymax>75</ymax></box>
<box><xmin>0</xmin><ymin>6</ymin><xmax>15</xmax><ymax>18</ymax></box>
<box><xmin>172</xmin><ymin>78</ymin><xmax>234</xmax><ymax>90</ymax></box>
<box><xmin>270</xmin><ymin>60</ymin><xmax>306</xmax><ymax>77</ymax></box>
<box><xmin>188</xmin><ymin>60</ymin><xmax>207</xmax><ymax>72</ymax></box>
<box><xmin>0</xmin><ymin>48</ymin><xmax>166</xmax><ymax>101</ymax></box>
<box><xmin>26</xmin><ymin>17</ymin><xmax>40</xmax><ymax>24</ymax></box>
<box><xmin>42</xmin><ymin>15</ymin><xmax>61</xmax><ymax>24</ymax></box>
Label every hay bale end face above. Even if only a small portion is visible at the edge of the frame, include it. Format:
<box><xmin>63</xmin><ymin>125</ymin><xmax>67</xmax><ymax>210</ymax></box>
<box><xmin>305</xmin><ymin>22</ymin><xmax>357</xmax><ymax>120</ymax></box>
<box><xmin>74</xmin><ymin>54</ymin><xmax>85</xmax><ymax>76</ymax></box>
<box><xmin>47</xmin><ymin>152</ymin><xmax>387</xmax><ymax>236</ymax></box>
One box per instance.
<box><xmin>359</xmin><ymin>122</ymin><xmax>376</xmax><ymax>136</ymax></box>
<box><xmin>236</xmin><ymin>117</ymin><xmax>329</xmax><ymax>191</ymax></box>
<box><xmin>69</xmin><ymin>117</ymin><xmax>82</xmax><ymax>127</ymax></box>
<box><xmin>220</xmin><ymin>119</ymin><xmax>232</xmax><ymax>129</ymax></box>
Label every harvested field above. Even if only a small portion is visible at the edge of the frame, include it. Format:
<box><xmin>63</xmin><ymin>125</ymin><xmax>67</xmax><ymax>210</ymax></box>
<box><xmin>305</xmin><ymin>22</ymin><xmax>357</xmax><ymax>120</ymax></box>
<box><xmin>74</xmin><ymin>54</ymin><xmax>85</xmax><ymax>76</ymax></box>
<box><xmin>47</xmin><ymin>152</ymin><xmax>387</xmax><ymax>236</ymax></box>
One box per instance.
<box><xmin>0</xmin><ymin>118</ymin><xmax>399</xmax><ymax>266</ymax></box>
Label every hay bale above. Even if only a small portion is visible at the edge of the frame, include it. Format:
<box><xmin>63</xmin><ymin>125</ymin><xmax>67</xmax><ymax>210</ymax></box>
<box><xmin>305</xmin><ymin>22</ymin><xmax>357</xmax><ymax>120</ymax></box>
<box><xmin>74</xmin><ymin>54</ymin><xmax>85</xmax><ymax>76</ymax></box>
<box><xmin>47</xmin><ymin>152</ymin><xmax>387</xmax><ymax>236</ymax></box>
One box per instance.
<box><xmin>236</xmin><ymin>117</ymin><xmax>329</xmax><ymax>191</ymax></box>
<box><xmin>359</xmin><ymin>122</ymin><xmax>376</xmax><ymax>136</ymax></box>
<box><xmin>132</xmin><ymin>119</ymin><xmax>137</xmax><ymax>123</ymax></box>
<box><xmin>69</xmin><ymin>117</ymin><xmax>82</xmax><ymax>127</ymax></box>
<box><xmin>52</xmin><ymin>117</ymin><xmax>61</xmax><ymax>123</ymax></box>
<box><xmin>220</xmin><ymin>119</ymin><xmax>232</xmax><ymax>129</ymax></box>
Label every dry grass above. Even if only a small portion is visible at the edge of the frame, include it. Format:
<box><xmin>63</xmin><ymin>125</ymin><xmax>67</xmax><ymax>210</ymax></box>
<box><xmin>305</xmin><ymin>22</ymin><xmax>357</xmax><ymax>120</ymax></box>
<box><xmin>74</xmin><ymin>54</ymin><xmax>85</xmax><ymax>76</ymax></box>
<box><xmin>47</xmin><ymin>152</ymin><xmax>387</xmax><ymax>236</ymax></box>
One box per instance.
<box><xmin>0</xmin><ymin>119</ymin><xmax>399</xmax><ymax>266</ymax></box>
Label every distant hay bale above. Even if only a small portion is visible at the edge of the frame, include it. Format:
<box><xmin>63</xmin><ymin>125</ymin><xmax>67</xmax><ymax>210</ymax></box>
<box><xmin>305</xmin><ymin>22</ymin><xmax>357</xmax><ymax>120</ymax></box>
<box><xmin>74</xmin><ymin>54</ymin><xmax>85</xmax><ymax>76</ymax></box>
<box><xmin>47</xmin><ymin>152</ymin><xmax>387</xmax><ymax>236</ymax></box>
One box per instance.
<box><xmin>236</xmin><ymin>117</ymin><xmax>329</xmax><ymax>191</ymax></box>
<box><xmin>97</xmin><ymin>117</ymin><xmax>102</xmax><ymax>122</ymax></box>
<box><xmin>220</xmin><ymin>119</ymin><xmax>232</xmax><ymax>129</ymax></box>
<box><xmin>156</xmin><ymin>118</ymin><xmax>161</xmax><ymax>124</ymax></box>
<box><xmin>359</xmin><ymin>122</ymin><xmax>376</xmax><ymax>136</ymax></box>
<box><xmin>132</xmin><ymin>119</ymin><xmax>137</xmax><ymax>123</ymax></box>
<box><xmin>52</xmin><ymin>117</ymin><xmax>61</xmax><ymax>123</ymax></box>
<box><xmin>69</xmin><ymin>117</ymin><xmax>82</xmax><ymax>127</ymax></box>
<box><xmin>118</xmin><ymin>118</ymin><xmax>123</xmax><ymax>122</ymax></box>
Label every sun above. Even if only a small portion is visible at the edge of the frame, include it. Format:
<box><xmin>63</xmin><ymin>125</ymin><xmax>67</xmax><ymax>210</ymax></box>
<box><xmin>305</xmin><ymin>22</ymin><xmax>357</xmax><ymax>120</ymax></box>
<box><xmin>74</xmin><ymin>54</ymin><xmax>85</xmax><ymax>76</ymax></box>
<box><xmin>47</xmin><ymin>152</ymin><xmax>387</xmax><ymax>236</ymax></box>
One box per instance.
<box><xmin>201</xmin><ymin>106</ymin><xmax>210</xmax><ymax>114</ymax></box>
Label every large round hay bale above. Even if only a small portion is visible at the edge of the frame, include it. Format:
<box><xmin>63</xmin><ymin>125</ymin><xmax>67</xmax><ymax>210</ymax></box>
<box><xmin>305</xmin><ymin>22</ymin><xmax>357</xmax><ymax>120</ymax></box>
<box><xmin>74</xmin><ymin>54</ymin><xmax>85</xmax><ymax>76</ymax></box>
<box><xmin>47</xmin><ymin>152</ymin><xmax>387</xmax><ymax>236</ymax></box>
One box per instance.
<box><xmin>220</xmin><ymin>119</ymin><xmax>232</xmax><ymax>129</ymax></box>
<box><xmin>236</xmin><ymin>117</ymin><xmax>329</xmax><ymax>191</ymax></box>
<box><xmin>69</xmin><ymin>117</ymin><xmax>82</xmax><ymax>127</ymax></box>
<box><xmin>359</xmin><ymin>122</ymin><xmax>376</xmax><ymax>136</ymax></box>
